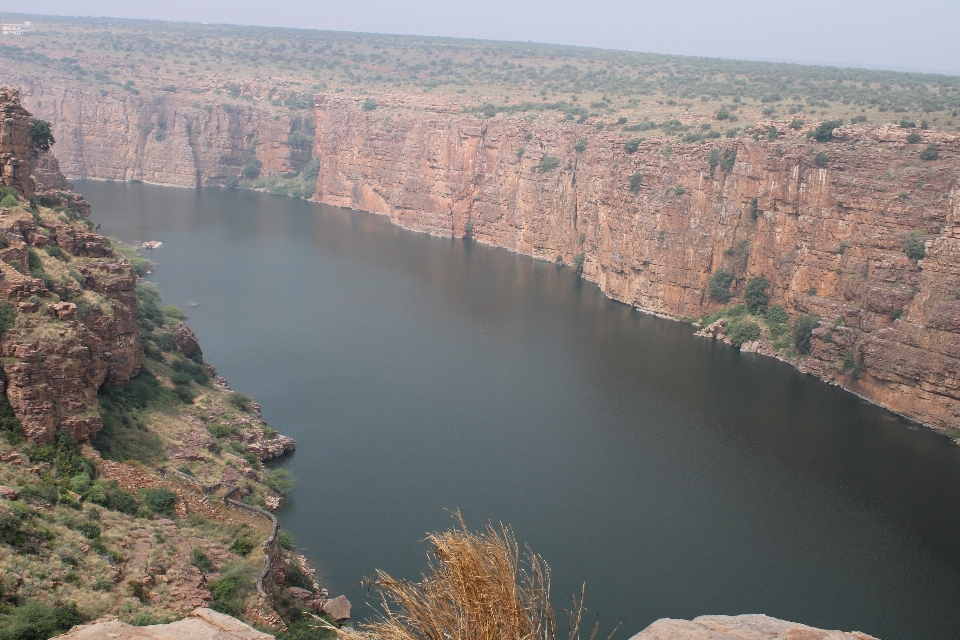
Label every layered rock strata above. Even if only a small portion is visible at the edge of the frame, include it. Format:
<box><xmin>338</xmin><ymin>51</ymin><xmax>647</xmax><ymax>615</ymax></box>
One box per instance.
<box><xmin>310</xmin><ymin>95</ymin><xmax>960</xmax><ymax>432</ymax></box>
<box><xmin>15</xmin><ymin>79</ymin><xmax>312</xmax><ymax>187</ymax></box>
<box><xmin>0</xmin><ymin>86</ymin><xmax>35</xmax><ymax>198</ymax></box>
<box><xmin>0</xmin><ymin>87</ymin><xmax>145</xmax><ymax>442</ymax></box>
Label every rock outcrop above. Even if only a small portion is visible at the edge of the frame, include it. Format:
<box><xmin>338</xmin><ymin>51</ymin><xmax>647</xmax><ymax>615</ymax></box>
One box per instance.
<box><xmin>0</xmin><ymin>87</ymin><xmax>145</xmax><ymax>442</ymax></box>
<box><xmin>630</xmin><ymin>614</ymin><xmax>878</xmax><ymax>640</ymax></box>
<box><xmin>0</xmin><ymin>86</ymin><xmax>35</xmax><ymax>199</ymax></box>
<box><xmin>52</xmin><ymin>607</ymin><xmax>274</xmax><ymax>640</ymax></box>
<box><xmin>309</xmin><ymin>94</ymin><xmax>960</xmax><ymax>432</ymax></box>
<box><xmin>15</xmin><ymin>79</ymin><xmax>313</xmax><ymax>188</ymax></box>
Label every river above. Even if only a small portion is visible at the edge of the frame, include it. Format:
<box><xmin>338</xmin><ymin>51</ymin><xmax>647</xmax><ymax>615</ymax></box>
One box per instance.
<box><xmin>78</xmin><ymin>180</ymin><xmax>960</xmax><ymax>639</ymax></box>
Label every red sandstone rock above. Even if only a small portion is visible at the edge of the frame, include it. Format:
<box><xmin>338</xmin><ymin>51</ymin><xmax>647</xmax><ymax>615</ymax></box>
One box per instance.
<box><xmin>320</xmin><ymin>595</ymin><xmax>351</xmax><ymax>621</ymax></box>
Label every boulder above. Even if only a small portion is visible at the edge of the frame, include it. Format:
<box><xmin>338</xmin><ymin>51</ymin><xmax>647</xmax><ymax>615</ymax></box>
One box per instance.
<box><xmin>0</xmin><ymin>486</ymin><xmax>18</xmax><ymax>500</ymax></box>
<box><xmin>51</xmin><ymin>607</ymin><xmax>274</xmax><ymax>639</ymax></box>
<box><xmin>320</xmin><ymin>595</ymin><xmax>352</xmax><ymax>621</ymax></box>
<box><xmin>629</xmin><ymin>614</ymin><xmax>878</xmax><ymax>640</ymax></box>
<box><xmin>172</xmin><ymin>322</ymin><xmax>202</xmax><ymax>358</ymax></box>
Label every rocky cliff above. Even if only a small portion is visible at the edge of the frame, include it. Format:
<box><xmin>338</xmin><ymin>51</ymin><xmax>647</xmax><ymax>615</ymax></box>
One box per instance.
<box><xmin>0</xmin><ymin>87</ymin><xmax>144</xmax><ymax>442</ymax></box>
<box><xmin>310</xmin><ymin>94</ymin><xmax>960</xmax><ymax>433</ymax></box>
<box><xmin>13</xmin><ymin>83</ymin><xmax>960</xmax><ymax>433</ymax></box>
<box><xmin>15</xmin><ymin>79</ymin><xmax>312</xmax><ymax>187</ymax></box>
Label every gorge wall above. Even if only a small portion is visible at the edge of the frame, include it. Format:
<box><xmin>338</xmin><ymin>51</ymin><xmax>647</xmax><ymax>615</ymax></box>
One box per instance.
<box><xmin>13</xmin><ymin>83</ymin><xmax>960</xmax><ymax>434</ymax></box>
<box><xmin>14</xmin><ymin>78</ymin><xmax>312</xmax><ymax>187</ymax></box>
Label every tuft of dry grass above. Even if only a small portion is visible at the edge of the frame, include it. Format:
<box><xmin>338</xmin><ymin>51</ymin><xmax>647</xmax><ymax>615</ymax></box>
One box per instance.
<box><xmin>353</xmin><ymin>511</ymin><xmax>615</xmax><ymax>640</ymax></box>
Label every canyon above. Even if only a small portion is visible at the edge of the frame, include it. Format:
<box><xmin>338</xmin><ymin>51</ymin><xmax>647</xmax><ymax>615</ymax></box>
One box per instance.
<box><xmin>10</xmin><ymin>80</ymin><xmax>960</xmax><ymax>435</ymax></box>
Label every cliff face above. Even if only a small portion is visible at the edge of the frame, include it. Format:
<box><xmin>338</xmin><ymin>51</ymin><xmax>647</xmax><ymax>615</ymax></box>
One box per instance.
<box><xmin>311</xmin><ymin>95</ymin><xmax>960</xmax><ymax>433</ymax></box>
<box><xmin>0</xmin><ymin>86</ymin><xmax>35</xmax><ymax>199</ymax></box>
<box><xmin>16</xmin><ymin>79</ymin><xmax>310</xmax><ymax>187</ymax></box>
<box><xmin>0</xmin><ymin>87</ymin><xmax>144</xmax><ymax>443</ymax></box>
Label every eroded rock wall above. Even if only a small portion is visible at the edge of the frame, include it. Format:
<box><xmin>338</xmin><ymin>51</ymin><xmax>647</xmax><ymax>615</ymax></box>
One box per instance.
<box><xmin>311</xmin><ymin>95</ymin><xmax>960</xmax><ymax>432</ymax></box>
<box><xmin>0</xmin><ymin>87</ymin><xmax>144</xmax><ymax>443</ymax></box>
<box><xmin>16</xmin><ymin>79</ymin><xmax>310</xmax><ymax>187</ymax></box>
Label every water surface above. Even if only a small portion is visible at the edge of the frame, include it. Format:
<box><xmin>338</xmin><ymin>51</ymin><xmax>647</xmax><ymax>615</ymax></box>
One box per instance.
<box><xmin>78</xmin><ymin>180</ymin><xmax>960</xmax><ymax>639</ymax></box>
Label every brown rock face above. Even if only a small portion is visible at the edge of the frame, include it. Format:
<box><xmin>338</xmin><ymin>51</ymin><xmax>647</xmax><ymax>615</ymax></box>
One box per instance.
<box><xmin>309</xmin><ymin>96</ymin><xmax>960</xmax><ymax>432</ymax></box>
<box><xmin>0</xmin><ymin>88</ymin><xmax>145</xmax><ymax>443</ymax></box>
<box><xmin>30</xmin><ymin>148</ymin><xmax>72</xmax><ymax>191</ymax></box>
<box><xmin>173</xmin><ymin>322</ymin><xmax>202</xmax><ymax>358</ymax></box>
<box><xmin>16</xmin><ymin>80</ymin><xmax>312</xmax><ymax>187</ymax></box>
<box><xmin>0</xmin><ymin>86</ymin><xmax>35</xmax><ymax>199</ymax></box>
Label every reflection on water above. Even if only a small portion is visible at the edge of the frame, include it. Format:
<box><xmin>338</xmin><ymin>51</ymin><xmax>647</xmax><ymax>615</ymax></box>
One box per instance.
<box><xmin>78</xmin><ymin>180</ymin><xmax>960</xmax><ymax>639</ymax></box>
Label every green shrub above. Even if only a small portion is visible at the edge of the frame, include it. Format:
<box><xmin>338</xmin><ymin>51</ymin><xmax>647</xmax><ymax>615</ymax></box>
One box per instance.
<box><xmin>139</xmin><ymin>488</ymin><xmax>177</xmax><ymax>515</ymax></box>
<box><xmin>0</xmin><ymin>195</ymin><xmax>18</xmax><ymax>209</ymax></box>
<box><xmin>209</xmin><ymin>423</ymin><xmax>239</xmax><ymax>440</ymax></box>
<box><xmin>728</xmin><ymin>319</ymin><xmax>761</xmax><ymax>347</ymax></box>
<box><xmin>903</xmin><ymin>231</ymin><xmax>925</xmax><ymax>261</ymax></box>
<box><xmin>264</xmin><ymin>468</ymin><xmax>296</xmax><ymax>495</ymax></box>
<box><xmin>623</xmin><ymin>138</ymin><xmax>642</xmax><ymax>154</ymax></box>
<box><xmin>749</xmin><ymin>197</ymin><xmax>759</xmax><ymax>220</ymax></box>
<box><xmin>361</xmin><ymin>98</ymin><xmax>377</xmax><ymax>111</ymax></box>
<box><xmin>0</xmin><ymin>389</ymin><xmax>24</xmax><ymax>445</ymax></box>
<box><xmin>720</xmin><ymin>148</ymin><xmax>737</xmax><ymax>172</ymax></box>
<box><xmin>920</xmin><ymin>144</ymin><xmax>939</xmax><ymax>161</ymax></box>
<box><xmin>715</xmin><ymin>107</ymin><xmax>731</xmax><ymax>120</ymax></box>
<box><xmin>767</xmin><ymin>126</ymin><xmax>779</xmax><ymax>141</ymax></box>
<box><xmin>906</xmin><ymin>133</ymin><xmax>922</xmax><ymax>144</ymax></box>
<box><xmin>573</xmin><ymin>137</ymin><xmax>587</xmax><ymax>153</ymax></box>
<box><xmin>808</xmin><ymin>120</ymin><xmax>843</xmax><ymax>142</ymax></box>
<box><xmin>900</xmin><ymin>119</ymin><xmax>916</xmax><ymax>129</ymax></box>
<box><xmin>707</xmin><ymin>148</ymin><xmax>720</xmax><ymax>177</ymax></box>
<box><xmin>814</xmin><ymin>152</ymin><xmax>829</xmax><ymax>167</ymax></box>
<box><xmin>744</xmin><ymin>276</ymin><xmax>771</xmax><ymax>314</ymax></box>
<box><xmin>93</xmin><ymin>577</ymin><xmax>112</xmax><ymax>592</ymax></box>
<box><xmin>793</xmin><ymin>314</ymin><xmax>820</xmax><ymax>354</ymax></box>
<box><xmin>629</xmin><ymin>172</ymin><xmax>643</xmax><ymax>192</ymax></box>
<box><xmin>572</xmin><ymin>252</ymin><xmax>585</xmax><ymax>274</ymax></box>
<box><xmin>539</xmin><ymin>154</ymin><xmax>560</xmax><ymax>172</ymax></box>
<box><xmin>228</xmin><ymin>392</ymin><xmax>255</xmax><ymax>412</ymax></box>
<box><xmin>43</xmin><ymin>244</ymin><xmax>69</xmax><ymax>262</ymax></box>
<box><xmin>765</xmin><ymin>304</ymin><xmax>789</xmax><ymax>325</ymax></box>
<box><xmin>210</xmin><ymin>568</ymin><xmax>255</xmax><ymax>618</ymax></box>
<box><xmin>229</xmin><ymin>538</ymin><xmax>254</xmax><ymax>556</ymax></box>
<box><xmin>709</xmin><ymin>269</ymin><xmax>734</xmax><ymax>303</ymax></box>
<box><xmin>279</xmin><ymin>530</ymin><xmax>295</xmax><ymax>550</ymax></box>
<box><xmin>242</xmin><ymin>159</ymin><xmax>262</xmax><ymax>179</ymax></box>
<box><xmin>191</xmin><ymin>548</ymin><xmax>214</xmax><ymax>574</ymax></box>
<box><xmin>77</xmin><ymin>521</ymin><xmax>101</xmax><ymax>540</ymax></box>
<box><xmin>30</xmin><ymin>119</ymin><xmax>56</xmax><ymax>151</ymax></box>
<box><xmin>0</xmin><ymin>601</ymin><xmax>84</xmax><ymax>639</ymax></box>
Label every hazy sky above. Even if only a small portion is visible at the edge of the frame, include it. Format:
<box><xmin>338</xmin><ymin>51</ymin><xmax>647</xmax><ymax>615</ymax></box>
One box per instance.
<box><xmin>9</xmin><ymin>0</ymin><xmax>960</xmax><ymax>75</ymax></box>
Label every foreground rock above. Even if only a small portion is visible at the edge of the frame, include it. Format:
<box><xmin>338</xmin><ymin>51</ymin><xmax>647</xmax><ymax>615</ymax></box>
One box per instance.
<box><xmin>53</xmin><ymin>607</ymin><xmax>273</xmax><ymax>639</ymax></box>
<box><xmin>631</xmin><ymin>614</ymin><xmax>878</xmax><ymax>640</ymax></box>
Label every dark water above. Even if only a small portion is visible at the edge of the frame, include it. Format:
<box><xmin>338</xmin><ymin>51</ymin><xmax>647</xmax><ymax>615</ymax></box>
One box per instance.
<box><xmin>77</xmin><ymin>180</ymin><xmax>960</xmax><ymax>640</ymax></box>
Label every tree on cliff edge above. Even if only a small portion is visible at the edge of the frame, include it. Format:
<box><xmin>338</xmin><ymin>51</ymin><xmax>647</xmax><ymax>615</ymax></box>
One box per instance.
<box><xmin>29</xmin><ymin>119</ymin><xmax>55</xmax><ymax>152</ymax></box>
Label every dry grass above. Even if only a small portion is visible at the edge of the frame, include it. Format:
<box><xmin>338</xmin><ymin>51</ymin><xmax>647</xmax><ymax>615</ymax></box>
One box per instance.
<box><xmin>353</xmin><ymin>512</ymin><xmax>615</xmax><ymax>640</ymax></box>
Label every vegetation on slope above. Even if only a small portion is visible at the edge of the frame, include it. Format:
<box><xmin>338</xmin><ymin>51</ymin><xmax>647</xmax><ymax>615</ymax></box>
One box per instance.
<box><xmin>0</xmin><ymin>199</ymin><xmax>323</xmax><ymax>638</ymax></box>
<box><xmin>2</xmin><ymin>13</ymin><xmax>959</xmax><ymax>129</ymax></box>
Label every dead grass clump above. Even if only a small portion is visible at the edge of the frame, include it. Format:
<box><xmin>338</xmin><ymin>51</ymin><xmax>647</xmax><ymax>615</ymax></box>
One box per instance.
<box><xmin>359</xmin><ymin>512</ymin><xmax>613</xmax><ymax>640</ymax></box>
